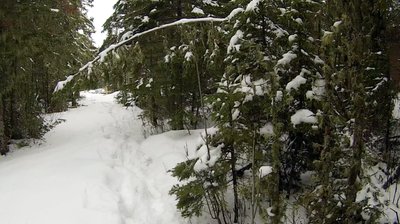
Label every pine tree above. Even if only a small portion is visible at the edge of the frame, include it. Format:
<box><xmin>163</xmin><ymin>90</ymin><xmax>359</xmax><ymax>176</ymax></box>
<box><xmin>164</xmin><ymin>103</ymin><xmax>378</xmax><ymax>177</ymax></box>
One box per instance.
<box><xmin>308</xmin><ymin>0</ymin><xmax>392</xmax><ymax>222</ymax></box>
<box><xmin>0</xmin><ymin>0</ymin><xmax>94</xmax><ymax>153</ymax></box>
<box><xmin>101</xmin><ymin>0</ymin><xmax>231</xmax><ymax>131</ymax></box>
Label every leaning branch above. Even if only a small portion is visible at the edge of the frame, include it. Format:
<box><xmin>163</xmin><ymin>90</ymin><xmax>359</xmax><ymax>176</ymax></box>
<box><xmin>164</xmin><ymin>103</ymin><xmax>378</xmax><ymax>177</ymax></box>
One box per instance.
<box><xmin>54</xmin><ymin>17</ymin><xmax>229</xmax><ymax>93</ymax></box>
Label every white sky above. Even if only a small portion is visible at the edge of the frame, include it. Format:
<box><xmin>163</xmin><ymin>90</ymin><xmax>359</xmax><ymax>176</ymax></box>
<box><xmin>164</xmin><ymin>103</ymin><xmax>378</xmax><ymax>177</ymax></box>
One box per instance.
<box><xmin>87</xmin><ymin>0</ymin><xmax>118</xmax><ymax>47</ymax></box>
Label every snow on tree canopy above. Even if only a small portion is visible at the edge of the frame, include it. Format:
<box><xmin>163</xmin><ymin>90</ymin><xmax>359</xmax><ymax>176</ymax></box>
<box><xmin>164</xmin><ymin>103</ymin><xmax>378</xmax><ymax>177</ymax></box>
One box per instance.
<box><xmin>227</xmin><ymin>8</ymin><xmax>244</xmax><ymax>20</ymax></box>
<box><xmin>286</xmin><ymin>75</ymin><xmax>307</xmax><ymax>92</ymax></box>
<box><xmin>142</xmin><ymin>16</ymin><xmax>150</xmax><ymax>23</ymax></box>
<box><xmin>54</xmin><ymin>16</ymin><xmax>227</xmax><ymax>93</ymax></box>
<box><xmin>234</xmin><ymin>75</ymin><xmax>267</xmax><ymax>102</ymax></box>
<box><xmin>260</xmin><ymin>123</ymin><xmax>274</xmax><ymax>136</ymax></box>
<box><xmin>246</xmin><ymin>0</ymin><xmax>262</xmax><ymax>12</ymax></box>
<box><xmin>192</xmin><ymin>7</ymin><xmax>205</xmax><ymax>15</ymax></box>
<box><xmin>120</xmin><ymin>31</ymin><xmax>133</xmax><ymax>41</ymax></box>
<box><xmin>306</xmin><ymin>79</ymin><xmax>325</xmax><ymax>101</ymax></box>
<box><xmin>277</xmin><ymin>51</ymin><xmax>297</xmax><ymax>67</ymax></box>
<box><xmin>202</xmin><ymin>0</ymin><xmax>219</xmax><ymax>6</ymax></box>
<box><xmin>194</xmin><ymin>144</ymin><xmax>224</xmax><ymax>172</ymax></box>
<box><xmin>291</xmin><ymin>109</ymin><xmax>317</xmax><ymax>126</ymax></box>
<box><xmin>333</xmin><ymin>20</ymin><xmax>342</xmax><ymax>28</ymax></box>
<box><xmin>314</xmin><ymin>55</ymin><xmax>324</xmax><ymax>64</ymax></box>
<box><xmin>295</xmin><ymin>18</ymin><xmax>303</xmax><ymax>24</ymax></box>
<box><xmin>275</xmin><ymin>90</ymin><xmax>283</xmax><ymax>102</ymax></box>
<box><xmin>259</xmin><ymin>166</ymin><xmax>273</xmax><ymax>178</ymax></box>
<box><xmin>227</xmin><ymin>30</ymin><xmax>244</xmax><ymax>54</ymax></box>
<box><xmin>286</xmin><ymin>68</ymin><xmax>311</xmax><ymax>91</ymax></box>
<box><xmin>184</xmin><ymin>51</ymin><xmax>193</xmax><ymax>61</ymax></box>
<box><xmin>393</xmin><ymin>93</ymin><xmax>400</xmax><ymax>119</ymax></box>
<box><xmin>288</xmin><ymin>34</ymin><xmax>298</xmax><ymax>42</ymax></box>
<box><xmin>232</xmin><ymin>108</ymin><xmax>240</xmax><ymax>121</ymax></box>
<box><xmin>54</xmin><ymin>75</ymin><xmax>75</xmax><ymax>92</ymax></box>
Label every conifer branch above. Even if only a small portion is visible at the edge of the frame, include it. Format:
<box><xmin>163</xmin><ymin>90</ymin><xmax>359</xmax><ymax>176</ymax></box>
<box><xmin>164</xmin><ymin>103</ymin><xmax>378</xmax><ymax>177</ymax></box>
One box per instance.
<box><xmin>54</xmin><ymin>17</ymin><xmax>229</xmax><ymax>93</ymax></box>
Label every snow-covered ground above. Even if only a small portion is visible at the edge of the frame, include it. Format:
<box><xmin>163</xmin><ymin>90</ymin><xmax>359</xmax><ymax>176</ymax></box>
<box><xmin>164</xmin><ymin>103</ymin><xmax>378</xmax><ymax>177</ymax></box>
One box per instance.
<box><xmin>0</xmin><ymin>91</ymin><xmax>201</xmax><ymax>224</ymax></box>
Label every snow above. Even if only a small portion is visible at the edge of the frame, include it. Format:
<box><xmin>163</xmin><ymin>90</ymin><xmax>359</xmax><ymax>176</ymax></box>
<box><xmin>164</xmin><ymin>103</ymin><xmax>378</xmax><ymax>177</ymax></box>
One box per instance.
<box><xmin>164</xmin><ymin>54</ymin><xmax>171</xmax><ymax>63</ymax></box>
<box><xmin>357</xmin><ymin>163</ymin><xmax>400</xmax><ymax>223</ymax></box>
<box><xmin>50</xmin><ymin>8</ymin><xmax>60</xmax><ymax>12</ymax></box>
<box><xmin>227</xmin><ymin>30</ymin><xmax>244</xmax><ymax>54</ymax></box>
<box><xmin>288</xmin><ymin>34</ymin><xmax>297</xmax><ymax>42</ymax></box>
<box><xmin>136</xmin><ymin>78</ymin><xmax>144</xmax><ymax>89</ymax></box>
<box><xmin>290</xmin><ymin>109</ymin><xmax>317</xmax><ymax>126</ymax></box>
<box><xmin>232</xmin><ymin>108</ymin><xmax>240</xmax><ymax>121</ymax></box>
<box><xmin>54</xmin><ymin>16</ymin><xmax>227</xmax><ymax>92</ymax></box>
<box><xmin>260</xmin><ymin>123</ymin><xmax>274</xmax><ymax>136</ymax></box>
<box><xmin>202</xmin><ymin>0</ymin><xmax>219</xmax><ymax>6</ymax></box>
<box><xmin>0</xmin><ymin>91</ymin><xmax>202</xmax><ymax>224</ymax></box>
<box><xmin>184</xmin><ymin>51</ymin><xmax>193</xmax><ymax>61</ymax></box>
<box><xmin>259</xmin><ymin>166</ymin><xmax>273</xmax><ymax>178</ymax></box>
<box><xmin>393</xmin><ymin>93</ymin><xmax>400</xmax><ymax>119</ymax></box>
<box><xmin>306</xmin><ymin>79</ymin><xmax>325</xmax><ymax>100</ymax></box>
<box><xmin>120</xmin><ymin>31</ymin><xmax>133</xmax><ymax>41</ymax></box>
<box><xmin>272</xmin><ymin>25</ymin><xmax>287</xmax><ymax>38</ymax></box>
<box><xmin>191</xmin><ymin>7</ymin><xmax>205</xmax><ymax>15</ymax></box>
<box><xmin>146</xmin><ymin>78</ymin><xmax>153</xmax><ymax>88</ymax></box>
<box><xmin>275</xmin><ymin>90</ymin><xmax>283</xmax><ymax>102</ymax></box>
<box><xmin>54</xmin><ymin>75</ymin><xmax>75</xmax><ymax>92</ymax></box>
<box><xmin>286</xmin><ymin>75</ymin><xmax>307</xmax><ymax>92</ymax></box>
<box><xmin>193</xmin><ymin>144</ymin><xmax>223</xmax><ymax>172</ymax></box>
<box><xmin>295</xmin><ymin>18</ymin><xmax>303</xmax><ymax>24</ymax></box>
<box><xmin>246</xmin><ymin>0</ymin><xmax>261</xmax><ymax>12</ymax></box>
<box><xmin>142</xmin><ymin>16</ymin><xmax>150</xmax><ymax>23</ymax></box>
<box><xmin>277</xmin><ymin>51</ymin><xmax>297</xmax><ymax>67</ymax></box>
<box><xmin>333</xmin><ymin>20</ymin><xmax>342</xmax><ymax>28</ymax></box>
<box><xmin>322</xmin><ymin>31</ymin><xmax>333</xmax><ymax>39</ymax></box>
<box><xmin>227</xmin><ymin>8</ymin><xmax>244</xmax><ymax>20</ymax></box>
<box><xmin>313</xmin><ymin>55</ymin><xmax>324</xmax><ymax>64</ymax></box>
<box><xmin>253</xmin><ymin>78</ymin><xmax>266</xmax><ymax>96</ymax></box>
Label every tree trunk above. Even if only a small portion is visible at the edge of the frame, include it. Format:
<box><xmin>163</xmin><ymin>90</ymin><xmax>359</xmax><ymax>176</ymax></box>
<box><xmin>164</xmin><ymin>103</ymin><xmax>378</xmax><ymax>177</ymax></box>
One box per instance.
<box><xmin>0</xmin><ymin>95</ymin><xmax>9</xmax><ymax>155</ymax></box>
<box><xmin>388</xmin><ymin>41</ymin><xmax>400</xmax><ymax>87</ymax></box>
<box><xmin>230</xmin><ymin>144</ymin><xmax>239</xmax><ymax>223</ymax></box>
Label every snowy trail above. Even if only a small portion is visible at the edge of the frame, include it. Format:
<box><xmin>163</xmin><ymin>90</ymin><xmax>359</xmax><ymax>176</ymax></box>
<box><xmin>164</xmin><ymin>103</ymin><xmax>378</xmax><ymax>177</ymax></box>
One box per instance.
<box><xmin>0</xmin><ymin>92</ymin><xmax>200</xmax><ymax>224</ymax></box>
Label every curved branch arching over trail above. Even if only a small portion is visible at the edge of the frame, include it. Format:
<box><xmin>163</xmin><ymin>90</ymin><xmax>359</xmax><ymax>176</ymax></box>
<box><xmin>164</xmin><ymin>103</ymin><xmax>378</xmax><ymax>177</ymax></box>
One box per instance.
<box><xmin>53</xmin><ymin>13</ymin><xmax>244</xmax><ymax>93</ymax></box>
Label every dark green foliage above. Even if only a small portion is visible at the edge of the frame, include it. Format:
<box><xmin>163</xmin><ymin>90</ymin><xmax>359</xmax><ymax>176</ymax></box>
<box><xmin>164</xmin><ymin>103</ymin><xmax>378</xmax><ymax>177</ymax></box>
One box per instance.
<box><xmin>0</xmin><ymin>0</ymin><xmax>95</xmax><ymax>153</ymax></box>
<box><xmin>166</xmin><ymin>0</ymin><xmax>397</xmax><ymax>223</ymax></box>
<box><xmin>170</xmin><ymin>181</ymin><xmax>205</xmax><ymax>218</ymax></box>
<box><xmin>101</xmin><ymin>0</ymin><xmax>232</xmax><ymax>132</ymax></box>
<box><xmin>73</xmin><ymin>0</ymin><xmax>398</xmax><ymax>222</ymax></box>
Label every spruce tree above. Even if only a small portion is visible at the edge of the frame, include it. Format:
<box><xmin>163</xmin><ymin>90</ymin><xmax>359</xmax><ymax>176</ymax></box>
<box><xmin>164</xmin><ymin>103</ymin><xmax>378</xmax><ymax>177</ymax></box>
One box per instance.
<box><xmin>308</xmin><ymin>0</ymin><xmax>392</xmax><ymax>222</ymax></box>
<box><xmin>0</xmin><ymin>0</ymin><xmax>94</xmax><ymax>153</ymax></box>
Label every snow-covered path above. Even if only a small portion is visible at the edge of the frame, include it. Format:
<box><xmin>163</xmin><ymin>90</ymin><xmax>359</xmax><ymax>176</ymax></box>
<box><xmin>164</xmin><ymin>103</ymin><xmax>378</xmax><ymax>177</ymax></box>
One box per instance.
<box><xmin>0</xmin><ymin>92</ymin><xmax>199</xmax><ymax>224</ymax></box>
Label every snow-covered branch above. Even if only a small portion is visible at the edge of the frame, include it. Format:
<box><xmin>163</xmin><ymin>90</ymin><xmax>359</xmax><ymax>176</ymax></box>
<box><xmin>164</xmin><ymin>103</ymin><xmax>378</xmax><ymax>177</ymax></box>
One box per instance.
<box><xmin>54</xmin><ymin>16</ymin><xmax>232</xmax><ymax>92</ymax></box>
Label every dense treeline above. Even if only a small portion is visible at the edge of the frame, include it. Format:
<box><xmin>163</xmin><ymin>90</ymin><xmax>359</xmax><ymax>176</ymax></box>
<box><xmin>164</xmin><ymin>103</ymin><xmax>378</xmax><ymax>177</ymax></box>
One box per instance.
<box><xmin>95</xmin><ymin>0</ymin><xmax>400</xmax><ymax>222</ymax></box>
<box><xmin>99</xmin><ymin>0</ymin><xmax>233</xmax><ymax>132</ymax></box>
<box><xmin>0</xmin><ymin>0</ymin><xmax>95</xmax><ymax>155</ymax></box>
<box><xmin>21</xmin><ymin>0</ymin><xmax>398</xmax><ymax>222</ymax></box>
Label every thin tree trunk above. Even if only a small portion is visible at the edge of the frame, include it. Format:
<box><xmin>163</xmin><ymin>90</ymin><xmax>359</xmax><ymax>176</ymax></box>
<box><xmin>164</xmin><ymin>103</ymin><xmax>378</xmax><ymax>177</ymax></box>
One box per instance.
<box><xmin>194</xmin><ymin>56</ymin><xmax>210</xmax><ymax>159</ymax></box>
<box><xmin>230</xmin><ymin>144</ymin><xmax>239</xmax><ymax>223</ymax></box>
<box><xmin>251</xmin><ymin>128</ymin><xmax>257</xmax><ymax>224</ymax></box>
<box><xmin>0</xmin><ymin>95</ymin><xmax>8</xmax><ymax>155</ymax></box>
<box><xmin>346</xmin><ymin>118</ymin><xmax>363</xmax><ymax>223</ymax></box>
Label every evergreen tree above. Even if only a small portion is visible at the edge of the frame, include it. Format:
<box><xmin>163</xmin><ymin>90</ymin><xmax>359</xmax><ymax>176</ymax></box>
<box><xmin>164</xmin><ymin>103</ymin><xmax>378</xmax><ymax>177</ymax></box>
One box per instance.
<box><xmin>101</xmin><ymin>0</ymin><xmax>231</xmax><ymax>131</ymax></box>
<box><xmin>0</xmin><ymin>0</ymin><xmax>94</xmax><ymax>154</ymax></box>
<box><xmin>308</xmin><ymin>0</ymin><xmax>392</xmax><ymax>222</ymax></box>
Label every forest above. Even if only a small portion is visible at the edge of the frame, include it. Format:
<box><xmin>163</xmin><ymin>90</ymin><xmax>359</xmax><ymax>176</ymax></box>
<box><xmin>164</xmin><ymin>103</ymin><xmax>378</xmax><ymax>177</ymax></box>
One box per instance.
<box><xmin>1</xmin><ymin>0</ymin><xmax>400</xmax><ymax>223</ymax></box>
